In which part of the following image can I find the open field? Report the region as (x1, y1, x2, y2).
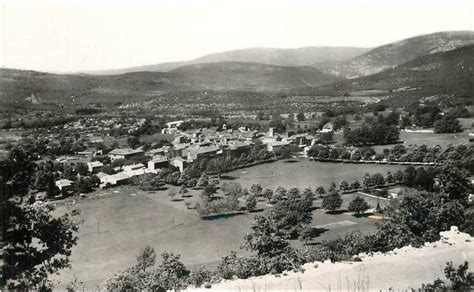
(334, 129, 472, 153)
(52, 160, 397, 288)
(399, 130, 470, 147)
(53, 186, 255, 288)
(370, 130, 471, 153)
(223, 159, 405, 190)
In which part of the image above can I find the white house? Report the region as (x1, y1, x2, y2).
(100, 172, 130, 188)
(267, 141, 290, 152)
(122, 163, 150, 177)
(87, 161, 104, 173)
(161, 120, 184, 134)
(171, 157, 187, 173)
(321, 122, 334, 133)
(55, 179, 74, 191)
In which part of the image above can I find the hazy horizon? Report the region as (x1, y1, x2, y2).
(1, 0, 473, 73)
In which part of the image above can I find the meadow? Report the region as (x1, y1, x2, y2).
(52, 159, 404, 288)
(223, 159, 405, 190)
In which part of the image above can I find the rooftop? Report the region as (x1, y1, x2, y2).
(109, 148, 144, 156)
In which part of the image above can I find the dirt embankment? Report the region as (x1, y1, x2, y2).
(192, 226, 473, 291)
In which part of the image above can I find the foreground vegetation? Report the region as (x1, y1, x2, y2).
(102, 160, 472, 290)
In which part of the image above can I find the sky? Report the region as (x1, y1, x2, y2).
(0, 0, 473, 73)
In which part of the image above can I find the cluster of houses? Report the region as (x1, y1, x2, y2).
(53, 121, 332, 191)
(63, 117, 146, 135)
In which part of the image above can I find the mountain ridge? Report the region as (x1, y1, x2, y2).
(84, 46, 370, 75)
(323, 31, 474, 78)
(0, 61, 340, 110)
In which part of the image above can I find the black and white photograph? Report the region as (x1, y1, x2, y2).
(1, 0, 473, 290)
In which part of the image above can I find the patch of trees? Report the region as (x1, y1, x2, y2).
(135, 174, 166, 191)
(268, 117, 287, 134)
(446, 106, 471, 118)
(176, 117, 226, 132)
(194, 179, 242, 216)
(315, 131, 334, 145)
(75, 107, 102, 115)
(406, 103, 470, 130)
(433, 115, 463, 133)
(8, 136, 85, 159)
(308, 144, 376, 161)
(332, 115, 348, 131)
(385, 144, 472, 163)
(185, 144, 275, 178)
(343, 119, 400, 145)
(309, 143, 471, 168)
(1, 116, 75, 130)
(296, 112, 305, 121)
(274, 144, 299, 160)
(408, 104, 442, 128)
(273, 187, 314, 238)
(105, 178, 473, 289)
(105, 246, 192, 291)
(4, 142, 97, 198)
(368, 103, 388, 114)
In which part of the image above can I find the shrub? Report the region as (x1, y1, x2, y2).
(246, 194, 257, 211)
(188, 266, 214, 287)
(421, 261, 473, 291)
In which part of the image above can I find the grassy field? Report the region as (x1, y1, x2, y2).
(53, 186, 255, 288)
(370, 130, 471, 153)
(52, 160, 402, 288)
(223, 159, 404, 190)
(400, 131, 470, 147)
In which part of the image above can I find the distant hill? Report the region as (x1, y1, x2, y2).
(324, 31, 474, 78)
(87, 47, 369, 75)
(298, 45, 474, 102)
(352, 44, 474, 95)
(0, 62, 340, 109)
(169, 62, 340, 90)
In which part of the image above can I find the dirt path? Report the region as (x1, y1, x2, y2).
(195, 227, 473, 291)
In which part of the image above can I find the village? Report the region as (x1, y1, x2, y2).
(1, 4, 473, 289)
(47, 119, 335, 197)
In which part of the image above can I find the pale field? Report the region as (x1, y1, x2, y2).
(53, 160, 404, 289)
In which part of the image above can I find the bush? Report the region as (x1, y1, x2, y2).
(246, 194, 257, 211)
(421, 261, 473, 291)
(105, 251, 190, 291)
(188, 266, 214, 287)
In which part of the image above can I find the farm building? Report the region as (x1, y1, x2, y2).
(55, 179, 74, 191)
(108, 148, 144, 160)
(87, 161, 104, 173)
(148, 157, 170, 171)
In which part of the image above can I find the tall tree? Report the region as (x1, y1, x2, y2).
(243, 212, 289, 257)
(435, 162, 471, 205)
(348, 196, 370, 215)
(322, 190, 343, 213)
(4, 201, 78, 290)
